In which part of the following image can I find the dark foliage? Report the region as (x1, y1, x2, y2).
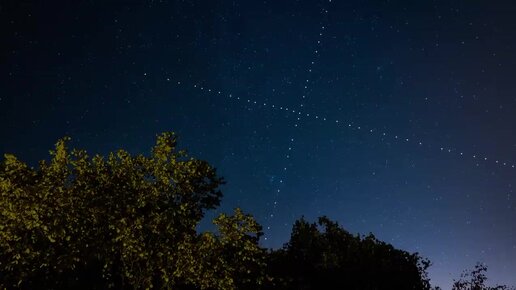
(452, 263, 514, 290)
(264, 216, 432, 290)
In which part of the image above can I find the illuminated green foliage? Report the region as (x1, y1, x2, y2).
(0, 132, 264, 289)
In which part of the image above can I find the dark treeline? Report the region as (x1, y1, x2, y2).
(0, 133, 511, 290)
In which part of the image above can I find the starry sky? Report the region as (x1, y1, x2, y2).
(2, 0, 516, 288)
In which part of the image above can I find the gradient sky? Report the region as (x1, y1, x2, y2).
(2, 1, 516, 288)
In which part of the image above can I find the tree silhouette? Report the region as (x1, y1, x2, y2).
(452, 263, 513, 290)
(264, 216, 432, 290)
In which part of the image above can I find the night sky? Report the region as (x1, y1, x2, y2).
(2, 0, 516, 288)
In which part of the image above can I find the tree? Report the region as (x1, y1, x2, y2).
(265, 216, 432, 290)
(0, 132, 265, 289)
(195, 208, 267, 289)
(5, 132, 514, 290)
(452, 263, 513, 290)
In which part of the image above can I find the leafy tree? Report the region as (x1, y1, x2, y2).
(264, 216, 432, 290)
(4, 132, 514, 290)
(452, 263, 513, 290)
(197, 208, 267, 289)
(0, 132, 265, 289)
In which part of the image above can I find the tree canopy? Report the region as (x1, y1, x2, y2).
(265, 216, 432, 290)
(0, 132, 511, 289)
(0, 133, 264, 289)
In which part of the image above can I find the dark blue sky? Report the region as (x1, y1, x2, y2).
(2, 0, 516, 288)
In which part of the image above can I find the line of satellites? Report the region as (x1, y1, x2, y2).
(168, 80, 516, 172)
